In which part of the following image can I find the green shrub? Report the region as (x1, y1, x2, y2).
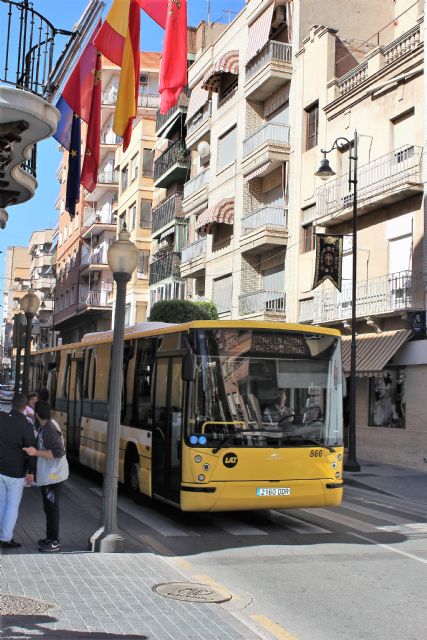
(149, 299, 218, 323)
(194, 300, 219, 319)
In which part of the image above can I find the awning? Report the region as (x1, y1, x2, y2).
(246, 2, 275, 64)
(202, 50, 239, 92)
(185, 201, 209, 219)
(195, 197, 235, 233)
(187, 81, 210, 121)
(341, 330, 412, 376)
(160, 227, 175, 241)
(244, 161, 272, 182)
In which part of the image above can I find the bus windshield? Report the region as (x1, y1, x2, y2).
(188, 329, 343, 449)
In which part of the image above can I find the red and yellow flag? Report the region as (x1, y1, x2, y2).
(95, 0, 140, 150)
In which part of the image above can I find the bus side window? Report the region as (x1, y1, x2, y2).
(82, 348, 93, 417)
(132, 337, 157, 428)
(62, 354, 72, 399)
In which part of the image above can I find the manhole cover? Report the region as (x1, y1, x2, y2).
(0, 594, 56, 616)
(153, 582, 232, 603)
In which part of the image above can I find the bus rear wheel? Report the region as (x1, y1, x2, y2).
(125, 449, 142, 503)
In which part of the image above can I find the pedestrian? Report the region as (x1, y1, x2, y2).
(23, 401, 69, 553)
(25, 392, 39, 436)
(0, 393, 36, 548)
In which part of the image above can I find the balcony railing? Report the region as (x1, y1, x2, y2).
(152, 194, 183, 234)
(383, 23, 421, 65)
(0, 0, 75, 99)
(183, 168, 210, 199)
(81, 248, 109, 266)
(315, 146, 423, 220)
(138, 93, 160, 108)
(79, 287, 111, 308)
(239, 290, 286, 316)
(83, 208, 115, 228)
(181, 237, 207, 263)
(186, 105, 211, 137)
(155, 89, 189, 133)
(246, 41, 292, 81)
(97, 170, 119, 184)
(100, 130, 122, 144)
(309, 270, 420, 323)
(243, 123, 290, 157)
(101, 90, 117, 105)
(149, 252, 181, 285)
(338, 62, 368, 95)
(153, 140, 189, 182)
(241, 206, 287, 233)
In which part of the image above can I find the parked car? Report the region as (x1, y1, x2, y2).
(0, 384, 14, 403)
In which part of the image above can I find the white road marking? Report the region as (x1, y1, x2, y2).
(270, 510, 330, 534)
(204, 515, 268, 536)
(341, 502, 423, 526)
(349, 532, 427, 564)
(301, 508, 374, 532)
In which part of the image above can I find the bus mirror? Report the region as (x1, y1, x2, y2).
(182, 353, 196, 381)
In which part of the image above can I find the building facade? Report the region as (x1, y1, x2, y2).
(28, 229, 56, 349)
(1, 247, 31, 371)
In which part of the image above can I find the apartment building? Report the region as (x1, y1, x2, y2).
(290, 1, 426, 469)
(113, 53, 161, 325)
(28, 229, 56, 349)
(1, 246, 31, 359)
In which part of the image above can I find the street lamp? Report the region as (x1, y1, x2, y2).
(315, 130, 360, 472)
(20, 288, 40, 396)
(91, 226, 138, 552)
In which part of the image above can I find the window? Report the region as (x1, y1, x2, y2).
(124, 303, 131, 326)
(140, 199, 152, 228)
(121, 165, 129, 192)
(217, 126, 237, 171)
(137, 250, 149, 278)
(132, 337, 157, 427)
(305, 102, 319, 150)
(212, 274, 232, 313)
(131, 154, 139, 181)
(302, 223, 315, 253)
(119, 213, 126, 231)
(369, 370, 406, 428)
(218, 73, 238, 104)
(129, 203, 137, 230)
(143, 148, 153, 176)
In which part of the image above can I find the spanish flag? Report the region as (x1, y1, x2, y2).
(95, 0, 140, 150)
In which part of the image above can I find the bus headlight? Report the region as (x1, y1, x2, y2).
(198, 474, 205, 482)
(194, 455, 203, 463)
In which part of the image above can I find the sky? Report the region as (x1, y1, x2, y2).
(0, 0, 244, 302)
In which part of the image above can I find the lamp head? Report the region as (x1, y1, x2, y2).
(315, 156, 336, 181)
(20, 288, 40, 317)
(107, 225, 138, 277)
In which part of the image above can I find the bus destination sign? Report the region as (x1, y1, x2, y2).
(250, 333, 309, 356)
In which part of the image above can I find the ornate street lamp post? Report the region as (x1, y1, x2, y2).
(315, 130, 360, 472)
(91, 227, 138, 552)
(20, 288, 40, 396)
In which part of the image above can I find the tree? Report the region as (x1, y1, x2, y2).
(149, 299, 218, 323)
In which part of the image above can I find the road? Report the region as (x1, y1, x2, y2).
(51, 467, 426, 640)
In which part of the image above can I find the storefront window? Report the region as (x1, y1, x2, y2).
(368, 370, 406, 428)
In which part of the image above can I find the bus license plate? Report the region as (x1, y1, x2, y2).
(256, 487, 291, 497)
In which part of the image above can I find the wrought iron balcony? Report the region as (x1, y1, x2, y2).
(149, 251, 181, 286)
(155, 88, 190, 137)
(304, 270, 422, 324)
(315, 146, 423, 223)
(153, 139, 189, 188)
(152, 194, 183, 235)
(239, 290, 286, 316)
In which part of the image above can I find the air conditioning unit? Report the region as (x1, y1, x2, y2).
(139, 74, 149, 85)
(271, 4, 286, 28)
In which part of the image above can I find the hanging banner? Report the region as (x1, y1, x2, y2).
(312, 234, 343, 291)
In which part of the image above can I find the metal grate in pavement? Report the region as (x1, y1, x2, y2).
(153, 582, 232, 603)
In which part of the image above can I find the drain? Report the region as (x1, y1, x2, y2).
(0, 594, 56, 616)
(153, 582, 232, 604)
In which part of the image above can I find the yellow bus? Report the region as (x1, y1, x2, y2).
(29, 320, 344, 511)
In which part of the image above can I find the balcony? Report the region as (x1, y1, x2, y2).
(303, 270, 423, 325)
(78, 286, 112, 309)
(149, 252, 181, 286)
(182, 168, 210, 214)
(240, 207, 288, 255)
(100, 130, 122, 145)
(238, 290, 286, 319)
(241, 123, 290, 179)
(154, 140, 190, 189)
(82, 208, 116, 238)
(315, 146, 423, 226)
(80, 247, 111, 276)
(138, 93, 161, 109)
(245, 41, 292, 101)
(180, 237, 207, 278)
(101, 91, 118, 105)
(152, 194, 184, 236)
(186, 105, 211, 150)
(155, 90, 189, 138)
(98, 170, 119, 185)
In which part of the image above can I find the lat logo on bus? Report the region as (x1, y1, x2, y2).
(223, 453, 238, 468)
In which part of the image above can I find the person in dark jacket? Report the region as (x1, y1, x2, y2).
(0, 393, 36, 548)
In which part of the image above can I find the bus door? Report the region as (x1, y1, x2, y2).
(152, 357, 183, 503)
(67, 355, 84, 461)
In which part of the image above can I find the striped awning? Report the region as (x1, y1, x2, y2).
(246, 2, 275, 63)
(341, 330, 412, 376)
(244, 161, 272, 182)
(195, 197, 235, 233)
(184, 201, 209, 219)
(202, 50, 239, 92)
(186, 81, 210, 121)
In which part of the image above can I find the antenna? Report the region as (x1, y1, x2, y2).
(221, 9, 238, 23)
(207, 0, 211, 26)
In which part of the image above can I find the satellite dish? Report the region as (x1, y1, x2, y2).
(197, 141, 211, 158)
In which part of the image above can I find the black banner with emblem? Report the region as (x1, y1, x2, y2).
(313, 234, 343, 292)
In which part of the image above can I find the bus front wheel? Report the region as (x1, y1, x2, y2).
(125, 448, 142, 503)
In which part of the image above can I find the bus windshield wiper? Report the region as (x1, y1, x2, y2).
(212, 430, 243, 453)
(294, 437, 335, 453)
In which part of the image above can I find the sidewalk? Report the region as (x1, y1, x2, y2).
(344, 460, 427, 505)
(1, 475, 263, 640)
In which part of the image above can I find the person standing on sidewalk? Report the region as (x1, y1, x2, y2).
(23, 401, 69, 553)
(0, 393, 36, 549)
(25, 392, 39, 437)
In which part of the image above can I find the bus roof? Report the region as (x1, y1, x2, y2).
(32, 320, 342, 355)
